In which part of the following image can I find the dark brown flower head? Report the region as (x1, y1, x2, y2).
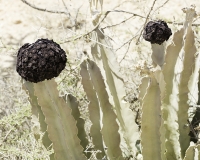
(143, 20, 172, 45)
(16, 39, 67, 83)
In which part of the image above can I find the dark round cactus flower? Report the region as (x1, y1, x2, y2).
(143, 20, 172, 45)
(16, 39, 67, 83)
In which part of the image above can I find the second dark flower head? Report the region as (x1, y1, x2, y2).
(143, 20, 172, 45)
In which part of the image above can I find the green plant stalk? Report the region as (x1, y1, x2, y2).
(183, 145, 195, 160)
(177, 8, 197, 158)
(65, 94, 91, 159)
(153, 7, 197, 159)
(81, 59, 124, 160)
(197, 72, 200, 105)
(154, 71, 166, 160)
(197, 145, 200, 160)
(151, 43, 166, 67)
(91, 28, 139, 156)
(162, 28, 184, 160)
(90, 0, 139, 155)
(22, 81, 54, 159)
(141, 76, 162, 160)
(80, 60, 106, 159)
(34, 79, 86, 160)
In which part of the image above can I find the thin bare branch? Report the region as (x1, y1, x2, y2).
(61, 11, 110, 43)
(136, 0, 157, 44)
(21, 0, 68, 15)
(113, 0, 133, 9)
(167, 21, 200, 27)
(62, 8, 200, 44)
(151, 0, 170, 16)
(102, 15, 134, 29)
(116, 36, 136, 52)
(61, 0, 74, 20)
(119, 38, 133, 64)
(109, 10, 146, 18)
(75, 5, 83, 21)
(74, 4, 83, 30)
(62, 10, 145, 43)
(61, 0, 81, 31)
(21, 0, 84, 30)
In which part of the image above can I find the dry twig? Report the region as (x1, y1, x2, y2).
(62, 10, 146, 43)
(61, 11, 110, 43)
(136, 0, 157, 44)
(61, 0, 74, 23)
(118, 36, 136, 63)
(21, 0, 200, 45)
(102, 15, 135, 29)
(188, 119, 199, 142)
(21, 0, 68, 15)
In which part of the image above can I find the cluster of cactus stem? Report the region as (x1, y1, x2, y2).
(19, 2, 200, 160)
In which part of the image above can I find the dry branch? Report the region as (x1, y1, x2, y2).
(21, 0, 68, 15)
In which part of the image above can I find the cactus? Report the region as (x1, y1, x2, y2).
(81, 59, 123, 159)
(140, 5, 199, 160)
(17, 2, 200, 160)
(33, 80, 86, 160)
